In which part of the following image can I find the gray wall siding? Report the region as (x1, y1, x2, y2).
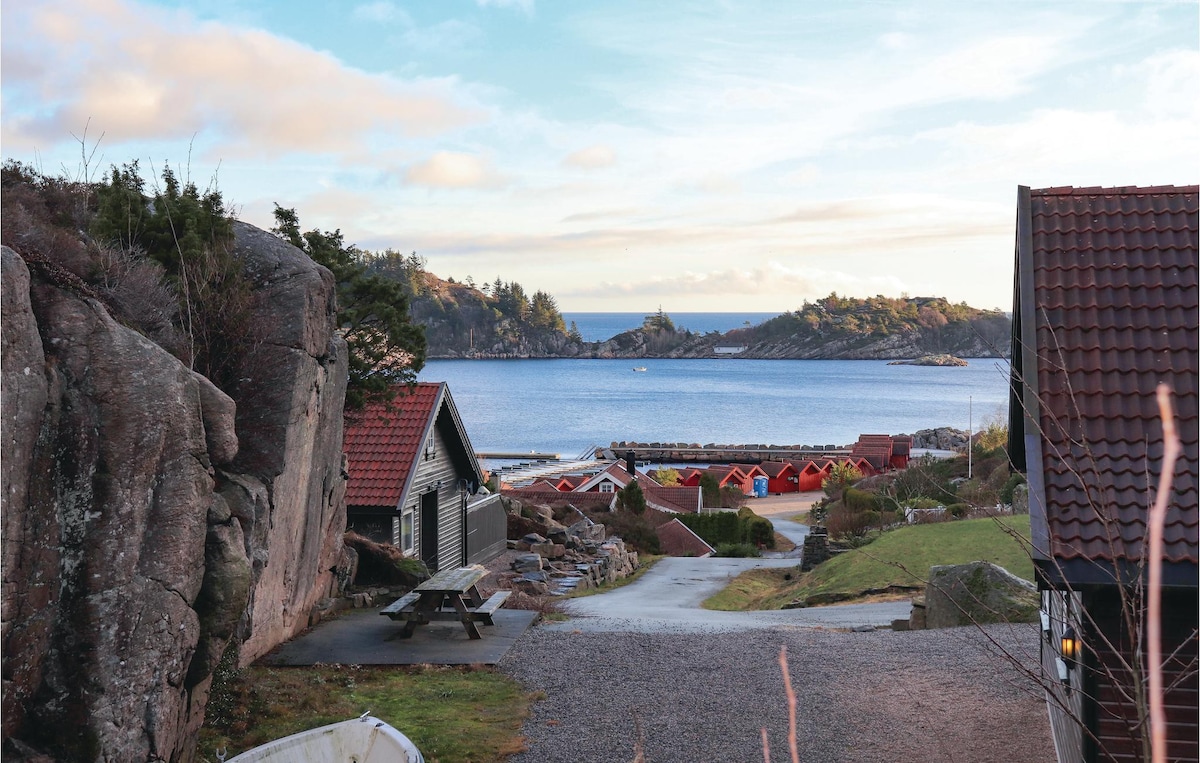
(409, 424, 467, 571)
(1042, 589, 1084, 763)
(466, 494, 506, 565)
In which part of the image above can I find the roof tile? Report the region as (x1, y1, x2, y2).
(1024, 185, 1199, 564)
(343, 383, 442, 508)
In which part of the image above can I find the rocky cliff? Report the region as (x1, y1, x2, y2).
(1, 222, 348, 761)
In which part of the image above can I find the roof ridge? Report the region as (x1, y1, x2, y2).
(1032, 184, 1200, 196)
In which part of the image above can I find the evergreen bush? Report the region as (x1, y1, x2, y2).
(713, 542, 761, 558)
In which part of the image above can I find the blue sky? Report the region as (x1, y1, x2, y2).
(4, 0, 1196, 312)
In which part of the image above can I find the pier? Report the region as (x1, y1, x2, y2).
(477, 451, 561, 460)
(598, 442, 854, 464)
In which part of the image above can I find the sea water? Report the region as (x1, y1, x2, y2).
(418, 358, 1011, 459)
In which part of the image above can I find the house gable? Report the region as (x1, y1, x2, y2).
(343, 382, 493, 569)
(574, 462, 634, 493)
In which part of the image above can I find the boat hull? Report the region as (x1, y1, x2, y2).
(226, 716, 424, 763)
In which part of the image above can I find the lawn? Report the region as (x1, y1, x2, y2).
(199, 662, 535, 763)
(704, 515, 1034, 611)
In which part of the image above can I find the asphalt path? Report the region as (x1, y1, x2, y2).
(541, 555, 911, 634)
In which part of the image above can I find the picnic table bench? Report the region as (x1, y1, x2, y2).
(380, 564, 511, 640)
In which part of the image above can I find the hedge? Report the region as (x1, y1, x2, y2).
(678, 508, 775, 549)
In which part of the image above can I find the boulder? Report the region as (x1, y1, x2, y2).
(922, 562, 1038, 629)
(0, 220, 349, 762)
(511, 553, 544, 573)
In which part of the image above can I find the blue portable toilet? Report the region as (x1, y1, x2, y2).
(753, 475, 769, 498)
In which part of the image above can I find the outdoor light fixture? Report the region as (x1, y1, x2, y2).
(1056, 657, 1070, 684)
(1060, 626, 1079, 667)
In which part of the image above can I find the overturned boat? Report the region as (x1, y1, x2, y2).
(225, 715, 424, 762)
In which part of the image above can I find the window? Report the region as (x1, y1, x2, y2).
(424, 433, 436, 461)
(400, 509, 414, 553)
(599, 482, 614, 493)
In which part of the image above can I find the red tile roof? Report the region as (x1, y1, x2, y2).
(343, 383, 443, 508)
(1015, 184, 1198, 565)
(655, 518, 715, 557)
(642, 483, 702, 513)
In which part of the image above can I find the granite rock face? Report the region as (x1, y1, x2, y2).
(1, 220, 349, 761)
(225, 221, 349, 666)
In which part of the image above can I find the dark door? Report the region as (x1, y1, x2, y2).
(420, 491, 439, 570)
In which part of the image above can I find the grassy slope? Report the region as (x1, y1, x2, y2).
(200, 664, 533, 763)
(704, 515, 1033, 611)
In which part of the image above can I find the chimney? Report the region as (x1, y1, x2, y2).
(625, 450, 637, 480)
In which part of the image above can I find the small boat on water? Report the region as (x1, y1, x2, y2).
(225, 715, 424, 762)
(632, 366, 647, 372)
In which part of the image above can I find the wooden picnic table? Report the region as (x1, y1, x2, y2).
(380, 564, 511, 640)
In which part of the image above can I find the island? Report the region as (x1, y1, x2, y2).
(887, 355, 969, 367)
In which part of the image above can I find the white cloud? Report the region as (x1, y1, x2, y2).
(2, 0, 482, 157)
(563, 144, 616, 169)
(405, 151, 501, 189)
(694, 173, 741, 195)
(352, 2, 404, 23)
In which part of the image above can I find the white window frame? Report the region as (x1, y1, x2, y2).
(400, 507, 415, 554)
(599, 482, 615, 493)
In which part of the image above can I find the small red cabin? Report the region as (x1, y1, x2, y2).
(756, 461, 800, 494)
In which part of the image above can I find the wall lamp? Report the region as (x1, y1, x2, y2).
(1056, 626, 1079, 687)
(1060, 626, 1079, 667)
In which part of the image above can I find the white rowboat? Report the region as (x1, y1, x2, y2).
(225, 715, 424, 762)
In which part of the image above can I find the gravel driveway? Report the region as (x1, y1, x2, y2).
(500, 624, 1052, 762)
(497, 551, 1054, 762)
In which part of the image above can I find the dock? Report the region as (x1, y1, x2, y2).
(477, 451, 561, 460)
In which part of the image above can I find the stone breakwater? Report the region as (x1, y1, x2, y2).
(603, 442, 854, 463)
(603, 427, 970, 463)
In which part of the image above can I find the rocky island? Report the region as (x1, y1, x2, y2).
(403, 273, 1011, 361)
(887, 354, 970, 366)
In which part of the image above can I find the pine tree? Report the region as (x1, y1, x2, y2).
(272, 205, 426, 408)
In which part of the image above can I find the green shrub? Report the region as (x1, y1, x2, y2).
(906, 497, 941, 511)
(713, 542, 761, 558)
(617, 480, 646, 515)
(737, 506, 776, 548)
(947, 503, 970, 518)
(843, 487, 881, 513)
(999, 472, 1026, 505)
(680, 509, 775, 548)
(594, 510, 661, 554)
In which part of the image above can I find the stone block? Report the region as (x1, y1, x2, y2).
(924, 562, 1037, 629)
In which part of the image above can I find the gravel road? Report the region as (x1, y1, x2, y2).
(496, 497, 1052, 761)
(499, 623, 1053, 763)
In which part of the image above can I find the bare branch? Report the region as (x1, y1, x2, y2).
(1147, 384, 1180, 763)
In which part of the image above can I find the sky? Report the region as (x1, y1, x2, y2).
(3, 0, 1197, 313)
